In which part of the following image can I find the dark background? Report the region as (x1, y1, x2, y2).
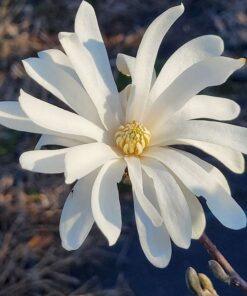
(0, 0, 246, 295)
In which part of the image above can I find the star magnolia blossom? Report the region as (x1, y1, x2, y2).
(0, 1, 246, 268)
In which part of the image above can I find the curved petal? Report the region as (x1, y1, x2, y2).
(23, 58, 102, 126)
(37, 49, 81, 84)
(60, 171, 97, 250)
(150, 35, 224, 101)
(143, 147, 246, 230)
(0, 101, 53, 134)
(35, 135, 82, 150)
(19, 90, 105, 142)
(169, 139, 245, 174)
(75, 1, 119, 97)
(142, 158, 191, 248)
(175, 150, 231, 194)
(116, 54, 135, 77)
(175, 95, 240, 121)
(133, 193, 172, 268)
(20, 148, 68, 173)
(119, 84, 131, 113)
(59, 32, 122, 129)
(125, 156, 162, 227)
(116, 54, 156, 84)
(158, 120, 247, 155)
(145, 57, 245, 130)
(91, 159, 125, 246)
(64, 143, 120, 184)
(178, 181, 206, 240)
(126, 4, 184, 122)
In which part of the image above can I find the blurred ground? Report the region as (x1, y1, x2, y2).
(0, 0, 246, 295)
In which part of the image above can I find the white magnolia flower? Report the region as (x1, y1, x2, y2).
(0, 1, 246, 268)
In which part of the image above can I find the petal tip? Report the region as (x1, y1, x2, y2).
(178, 2, 185, 13)
(235, 215, 247, 230)
(239, 57, 246, 65)
(236, 57, 246, 69)
(108, 236, 118, 247)
(19, 152, 33, 171)
(65, 175, 74, 185)
(61, 240, 75, 251)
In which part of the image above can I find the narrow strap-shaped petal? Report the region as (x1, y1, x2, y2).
(60, 171, 97, 250)
(64, 143, 121, 184)
(150, 35, 224, 101)
(59, 32, 122, 130)
(167, 139, 245, 174)
(35, 135, 83, 150)
(177, 181, 206, 240)
(0, 101, 53, 134)
(133, 193, 172, 268)
(145, 57, 245, 130)
(119, 85, 131, 113)
(142, 158, 191, 248)
(125, 156, 163, 227)
(37, 49, 81, 84)
(91, 159, 125, 246)
(23, 58, 102, 126)
(75, 1, 119, 98)
(175, 95, 240, 121)
(143, 147, 246, 230)
(156, 120, 247, 155)
(127, 4, 184, 122)
(20, 148, 69, 173)
(0, 100, 89, 145)
(175, 150, 231, 194)
(19, 90, 105, 142)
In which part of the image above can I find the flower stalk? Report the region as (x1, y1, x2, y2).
(199, 233, 247, 295)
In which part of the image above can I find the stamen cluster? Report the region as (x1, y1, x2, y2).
(115, 121, 151, 155)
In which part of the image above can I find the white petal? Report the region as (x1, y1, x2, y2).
(60, 171, 97, 250)
(35, 135, 82, 150)
(158, 120, 247, 155)
(0, 101, 52, 134)
(143, 147, 246, 230)
(133, 193, 172, 268)
(64, 143, 120, 184)
(176, 150, 231, 194)
(20, 148, 68, 173)
(150, 35, 224, 101)
(91, 159, 125, 246)
(37, 49, 81, 84)
(175, 95, 240, 121)
(170, 139, 245, 174)
(19, 90, 105, 142)
(119, 84, 131, 113)
(116, 53, 156, 84)
(145, 57, 245, 129)
(125, 156, 162, 227)
(127, 4, 184, 122)
(23, 58, 102, 126)
(116, 54, 136, 77)
(59, 32, 122, 129)
(178, 181, 206, 239)
(75, 1, 118, 97)
(142, 158, 191, 248)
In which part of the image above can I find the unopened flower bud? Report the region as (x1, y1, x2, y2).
(185, 267, 203, 295)
(198, 273, 218, 296)
(208, 260, 230, 284)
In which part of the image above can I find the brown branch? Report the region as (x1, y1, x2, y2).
(199, 232, 247, 295)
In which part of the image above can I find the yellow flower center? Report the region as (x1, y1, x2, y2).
(115, 121, 151, 156)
